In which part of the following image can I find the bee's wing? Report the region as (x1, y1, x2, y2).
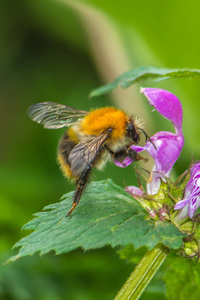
(68, 132, 110, 177)
(28, 102, 88, 129)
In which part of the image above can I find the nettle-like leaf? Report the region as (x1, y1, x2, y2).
(9, 180, 186, 263)
(90, 67, 200, 97)
(163, 255, 200, 300)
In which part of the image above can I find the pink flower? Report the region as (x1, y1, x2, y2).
(174, 162, 200, 219)
(114, 88, 184, 196)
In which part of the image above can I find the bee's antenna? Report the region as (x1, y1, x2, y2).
(138, 128, 157, 150)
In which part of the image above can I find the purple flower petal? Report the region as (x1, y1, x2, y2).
(141, 88, 183, 135)
(174, 162, 200, 219)
(125, 186, 143, 196)
(174, 198, 190, 210)
(131, 131, 184, 194)
(144, 132, 183, 174)
(188, 197, 197, 219)
(139, 88, 184, 194)
(114, 156, 134, 168)
(114, 88, 184, 196)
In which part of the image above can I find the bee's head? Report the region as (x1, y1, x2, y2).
(126, 117, 156, 149)
(126, 119, 140, 144)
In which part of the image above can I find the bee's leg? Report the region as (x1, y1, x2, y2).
(67, 166, 91, 217)
(107, 146, 146, 165)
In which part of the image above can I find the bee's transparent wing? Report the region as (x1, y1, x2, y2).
(28, 102, 88, 129)
(68, 132, 110, 177)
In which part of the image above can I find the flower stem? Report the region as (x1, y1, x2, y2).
(115, 244, 170, 300)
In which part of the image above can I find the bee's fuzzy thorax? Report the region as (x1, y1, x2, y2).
(79, 107, 128, 139)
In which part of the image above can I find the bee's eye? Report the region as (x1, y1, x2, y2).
(126, 121, 140, 143)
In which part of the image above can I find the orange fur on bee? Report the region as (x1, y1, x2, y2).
(80, 107, 128, 139)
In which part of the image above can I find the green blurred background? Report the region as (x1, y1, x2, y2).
(1, 0, 200, 299)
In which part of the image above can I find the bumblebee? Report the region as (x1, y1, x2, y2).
(28, 102, 148, 216)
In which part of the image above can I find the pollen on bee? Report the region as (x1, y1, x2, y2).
(80, 107, 128, 139)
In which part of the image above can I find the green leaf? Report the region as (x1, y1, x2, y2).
(8, 180, 186, 263)
(163, 255, 200, 300)
(90, 66, 200, 97)
(118, 244, 147, 265)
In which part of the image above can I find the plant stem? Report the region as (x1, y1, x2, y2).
(115, 244, 170, 300)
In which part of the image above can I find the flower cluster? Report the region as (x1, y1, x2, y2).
(174, 162, 200, 219)
(115, 87, 200, 221)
